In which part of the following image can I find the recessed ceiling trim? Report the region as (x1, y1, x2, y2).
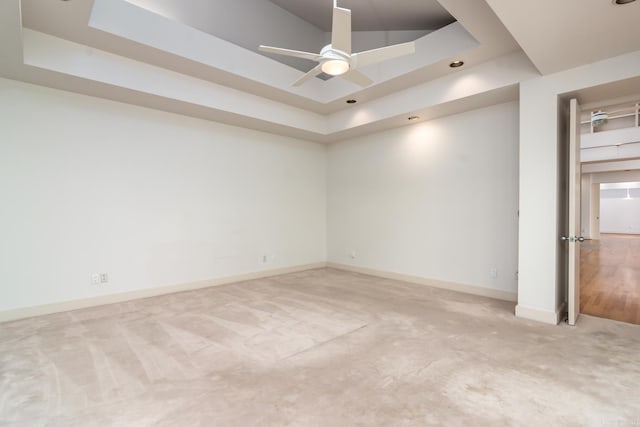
(18, 23, 534, 143)
(22, 29, 328, 134)
(326, 51, 536, 135)
(2, 0, 543, 143)
(90, 0, 479, 105)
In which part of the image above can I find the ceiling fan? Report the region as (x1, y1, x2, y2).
(259, 0, 416, 87)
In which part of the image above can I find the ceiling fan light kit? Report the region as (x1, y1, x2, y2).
(259, 0, 416, 87)
(322, 59, 349, 75)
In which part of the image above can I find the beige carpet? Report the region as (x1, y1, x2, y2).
(1, 268, 639, 426)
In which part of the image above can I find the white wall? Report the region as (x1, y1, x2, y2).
(580, 174, 593, 238)
(517, 49, 640, 324)
(326, 102, 519, 294)
(0, 78, 326, 312)
(600, 190, 640, 234)
(581, 171, 640, 240)
(590, 183, 601, 240)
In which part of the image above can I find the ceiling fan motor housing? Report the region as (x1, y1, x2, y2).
(258, 2, 415, 86)
(320, 45, 349, 62)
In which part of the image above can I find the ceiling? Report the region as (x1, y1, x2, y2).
(269, 0, 455, 32)
(265, 0, 454, 77)
(122, 0, 453, 76)
(0, 0, 639, 143)
(484, 0, 640, 75)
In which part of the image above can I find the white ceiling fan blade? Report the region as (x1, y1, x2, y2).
(331, 6, 352, 55)
(341, 69, 373, 87)
(351, 42, 415, 69)
(292, 64, 324, 87)
(259, 45, 322, 62)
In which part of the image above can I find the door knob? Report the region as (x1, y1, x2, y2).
(560, 236, 585, 242)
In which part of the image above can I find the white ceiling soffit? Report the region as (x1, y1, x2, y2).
(0, 0, 533, 142)
(484, 0, 640, 75)
(571, 75, 640, 108)
(583, 159, 640, 174)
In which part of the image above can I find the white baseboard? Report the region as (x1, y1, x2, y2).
(327, 262, 518, 302)
(0, 263, 326, 323)
(515, 303, 564, 325)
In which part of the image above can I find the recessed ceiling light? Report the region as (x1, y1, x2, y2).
(613, 0, 636, 4)
(449, 60, 464, 68)
(346, 99, 357, 104)
(408, 115, 420, 121)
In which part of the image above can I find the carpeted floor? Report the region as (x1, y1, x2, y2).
(1, 268, 639, 426)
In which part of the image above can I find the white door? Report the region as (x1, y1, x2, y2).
(567, 98, 582, 326)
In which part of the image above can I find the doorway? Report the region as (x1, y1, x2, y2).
(580, 233, 640, 324)
(579, 181, 640, 325)
(565, 95, 640, 325)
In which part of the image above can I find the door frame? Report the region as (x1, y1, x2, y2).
(566, 98, 581, 325)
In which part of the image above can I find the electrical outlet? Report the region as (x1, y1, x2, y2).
(91, 273, 100, 285)
(100, 273, 109, 283)
(490, 268, 498, 278)
(349, 251, 356, 259)
(262, 255, 268, 263)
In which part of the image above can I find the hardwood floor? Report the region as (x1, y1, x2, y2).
(580, 233, 640, 324)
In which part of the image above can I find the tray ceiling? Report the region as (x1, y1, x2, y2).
(0, 0, 638, 143)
